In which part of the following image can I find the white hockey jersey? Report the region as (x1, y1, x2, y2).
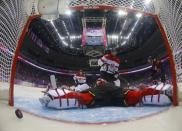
(73, 73, 86, 84)
(98, 54, 120, 74)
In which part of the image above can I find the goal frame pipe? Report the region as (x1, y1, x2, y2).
(9, 15, 41, 106)
(8, 6, 178, 106)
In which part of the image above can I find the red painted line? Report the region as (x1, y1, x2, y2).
(15, 106, 172, 125)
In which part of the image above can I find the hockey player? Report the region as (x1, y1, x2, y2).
(73, 70, 90, 92)
(148, 57, 166, 83)
(39, 79, 172, 109)
(98, 49, 121, 87)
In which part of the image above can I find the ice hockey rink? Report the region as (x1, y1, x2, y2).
(12, 84, 173, 123)
(1, 0, 182, 130)
(0, 101, 182, 131)
(0, 82, 182, 131)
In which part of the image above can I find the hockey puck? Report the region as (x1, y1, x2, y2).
(15, 109, 23, 119)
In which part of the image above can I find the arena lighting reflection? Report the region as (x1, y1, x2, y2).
(18, 56, 75, 76)
(0, 44, 169, 76)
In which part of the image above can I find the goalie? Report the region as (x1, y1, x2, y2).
(39, 79, 172, 109)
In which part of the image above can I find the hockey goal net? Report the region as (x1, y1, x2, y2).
(0, 0, 181, 106)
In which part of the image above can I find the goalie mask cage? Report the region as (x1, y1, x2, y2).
(0, 0, 181, 106)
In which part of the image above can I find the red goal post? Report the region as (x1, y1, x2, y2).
(6, 0, 181, 106)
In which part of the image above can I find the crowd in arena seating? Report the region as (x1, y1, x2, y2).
(15, 59, 172, 88)
(15, 61, 71, 87)
(15, 60, 97, 88)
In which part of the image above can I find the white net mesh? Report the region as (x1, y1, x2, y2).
(68, 0, 155, 13)
(0, 0, 28, 83)
(154, 0, 182, 82)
